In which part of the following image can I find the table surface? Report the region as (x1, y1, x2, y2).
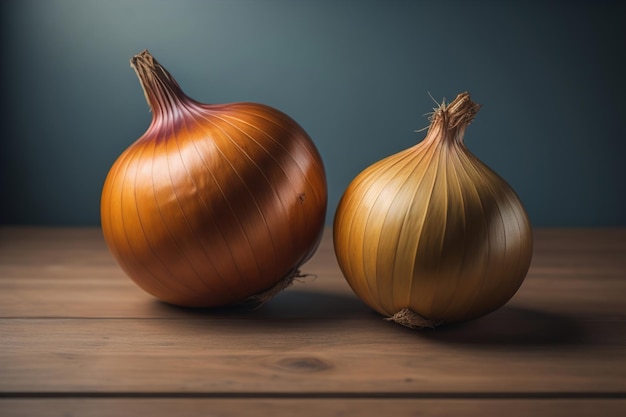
(0, 227, 625, 416)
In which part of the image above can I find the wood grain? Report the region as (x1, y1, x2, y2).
(1, 316, 625, 394)
(0, 227, 625, 415)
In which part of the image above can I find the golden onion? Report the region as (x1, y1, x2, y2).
(333, 92, 532, 328)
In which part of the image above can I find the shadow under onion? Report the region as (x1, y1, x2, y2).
(411, 305, 587, 348)
(149, 287, 371, 322)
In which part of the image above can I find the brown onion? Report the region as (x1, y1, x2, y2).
(101, 50, 327, 307)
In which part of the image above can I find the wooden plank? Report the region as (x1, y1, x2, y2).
(0, 228, 114, 278)
(1, 228, 626, 319)
(1, 317, 625, 394)
(2, 228, 624, 280)
(1, 272, 625, 318)
(1, 399, 625, 417)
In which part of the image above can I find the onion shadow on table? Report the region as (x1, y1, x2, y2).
(149, 286, 372, 327)
(409, 305, 588, 349)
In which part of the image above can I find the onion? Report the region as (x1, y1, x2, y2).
(333, 92, 532, 328)
(101, 50, 327, 308)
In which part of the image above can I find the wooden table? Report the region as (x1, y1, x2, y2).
(0, 227, 625, 416)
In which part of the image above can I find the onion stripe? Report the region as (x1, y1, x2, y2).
(194, 114, 277, 281)
(176, 109, 242, 295)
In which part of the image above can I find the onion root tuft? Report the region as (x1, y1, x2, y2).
(385, 308, 441, 329)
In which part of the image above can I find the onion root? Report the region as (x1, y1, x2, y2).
(246, 269, 314, 307)
(385, 308, 441, 329)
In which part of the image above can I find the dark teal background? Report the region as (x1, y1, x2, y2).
(1, 0, 624, 226)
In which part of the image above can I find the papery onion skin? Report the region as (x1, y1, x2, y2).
(333, 92, 532, 327)
(101, 50, 327, 308)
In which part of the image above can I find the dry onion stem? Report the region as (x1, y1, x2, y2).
(101, 51, 327, 308)
(333, 92, 532, 328)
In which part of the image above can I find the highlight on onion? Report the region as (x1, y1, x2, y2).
(101, 50, 327, 308)
(333, 92, 532, 328)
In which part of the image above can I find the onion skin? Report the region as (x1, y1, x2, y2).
(101, 50, 327, 307)
(333, 92, 532, 327)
